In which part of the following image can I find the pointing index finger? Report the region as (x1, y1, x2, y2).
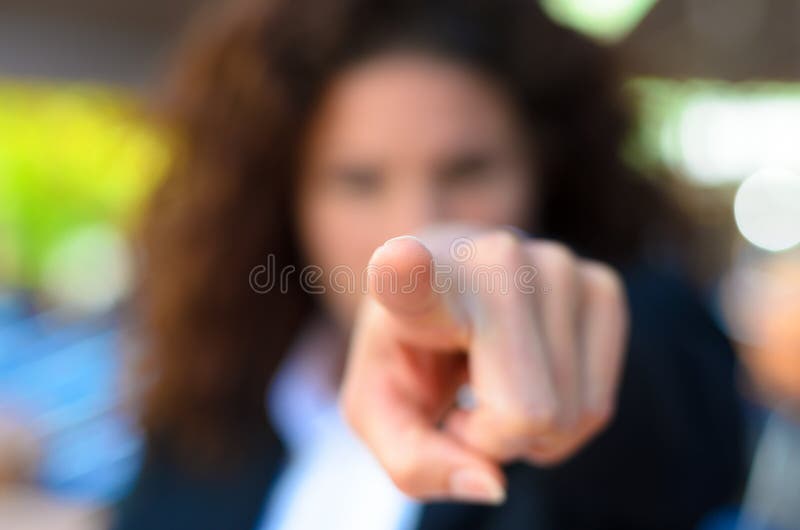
(368, 235, 470, 351)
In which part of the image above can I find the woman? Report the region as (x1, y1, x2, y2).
(115, 0, 745, 528)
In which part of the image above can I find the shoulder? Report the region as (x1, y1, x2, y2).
(618, 262, 739, 397)
(621, 262, 726, 340)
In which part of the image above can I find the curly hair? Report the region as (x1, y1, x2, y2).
(134, 0, 687, 464)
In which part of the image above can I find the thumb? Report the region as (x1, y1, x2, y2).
(371, 417, 507, 504)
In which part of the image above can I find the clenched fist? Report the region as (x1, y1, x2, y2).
(340, 227, 628, 504)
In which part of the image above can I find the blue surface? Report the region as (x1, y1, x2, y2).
(0, 293, 142, 502)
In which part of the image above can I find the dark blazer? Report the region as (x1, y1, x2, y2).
(113, 264, 746, 530)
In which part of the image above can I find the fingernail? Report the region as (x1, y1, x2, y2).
(448, 469, 506, 505)
(385, 235, 424, 245)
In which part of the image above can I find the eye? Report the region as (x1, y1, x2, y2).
(437, 152, 495, 188)
(330, 166, 384, 195)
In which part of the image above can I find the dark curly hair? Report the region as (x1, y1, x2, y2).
(134, 0, 687, 464)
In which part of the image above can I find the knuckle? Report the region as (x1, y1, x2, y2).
(526, 445, 574, 468)
(586, 401, 615, 429)
(501, 404, 558, 440)
(478, 230, 524, 265)
(530, 241, 575, 271)
(581, 261, 624, 303)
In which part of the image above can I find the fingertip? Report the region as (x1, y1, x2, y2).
(370, 235, 432, 269)
(368, 236, 436, 314)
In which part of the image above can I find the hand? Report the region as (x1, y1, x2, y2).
(340, 226, 628, 504)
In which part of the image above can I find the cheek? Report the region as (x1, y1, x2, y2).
(297, 191, 388, 326)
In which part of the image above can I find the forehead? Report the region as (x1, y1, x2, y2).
(304, 51, 523, 158)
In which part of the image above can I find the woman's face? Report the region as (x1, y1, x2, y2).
(296, 52, 536, 327)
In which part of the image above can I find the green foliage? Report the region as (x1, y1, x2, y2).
(0, 81, 166, 288)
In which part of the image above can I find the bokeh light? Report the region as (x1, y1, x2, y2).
(542, 0, 657, 41)
(678, 96, 800, 185)
(734, 167, 800, 252)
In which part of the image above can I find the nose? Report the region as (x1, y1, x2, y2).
(391, 184, 446, 236)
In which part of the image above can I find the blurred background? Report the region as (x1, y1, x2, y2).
(1, 0, 799, 528)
